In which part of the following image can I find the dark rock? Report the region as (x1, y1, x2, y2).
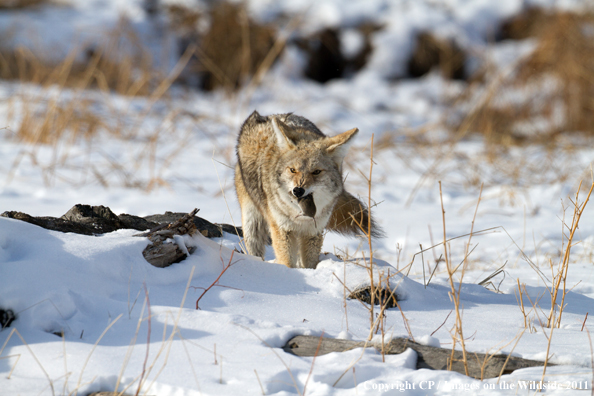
(348, 285, 399, 308)
(0, 308, 16, 329)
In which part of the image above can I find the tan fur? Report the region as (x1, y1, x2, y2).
(235, 111, 381, 269)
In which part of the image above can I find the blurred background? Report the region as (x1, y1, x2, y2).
(0, 0, 592, 226)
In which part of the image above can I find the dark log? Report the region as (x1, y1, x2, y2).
(284, 335, 549, 380)
(1, 205, 157, 235)
(144, 211, 242, 238)
(1, 205, 242, 237)
(1, 211, 99, 235)
(1, 205, 243, 268)
(142, 242, 188, 268)
(140, 209, 199, 268)
(60, 204, 124, 234)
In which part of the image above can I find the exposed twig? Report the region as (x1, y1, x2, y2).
(134, 283, 152, 396)
(439, 181, 469, 376)
(431, 310, 454, 336)
(549, 180, 594, 328)
(195, 250, 237, 310)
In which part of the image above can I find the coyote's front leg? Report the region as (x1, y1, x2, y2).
(269, 223, 299, 268)
(298, 233, 324, 269)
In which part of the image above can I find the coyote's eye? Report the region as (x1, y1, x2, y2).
(312, 170, 322, 175)
(289, 168, 296, 173)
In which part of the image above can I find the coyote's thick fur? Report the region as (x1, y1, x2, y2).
(235, 111, 381, 269)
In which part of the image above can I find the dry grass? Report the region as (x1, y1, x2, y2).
(0, 0, 47, 9)
(367, 8, 594, 205)
(171, 2, 277, 91)
(0, 1, 290, 191)
(165, 4, 201, 37)
(546, 179, 594, 329)
(461, 8, 594, 144)
(2, 37, 196, 190)
(0, 17, 161, 96)
(8, 96, 104, 145)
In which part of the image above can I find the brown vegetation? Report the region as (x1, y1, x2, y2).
(462, 8, 594, 144)
(0, 18, 159, 96)
(498, 7, 551, 40)
(300, 28, 345, 83)
(407, 32, 466, 80)
(296, 24, 379, 83)
(0, 0, 46, 9)
(172, 2, 276, 91)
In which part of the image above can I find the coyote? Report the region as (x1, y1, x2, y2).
(235, 111, 381, 269)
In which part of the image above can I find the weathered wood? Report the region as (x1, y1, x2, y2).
(284, 336, 366, 356)
(140, 209, 199, 268)
(142, 242, 188, 268)
(144, 211, 243, 238)
(1, 205, 242, 237)
(2, 205, 158, 235)
(1, 211, 101, 235)
(1, 205, 243, 268)
(284, 335, 549, 380)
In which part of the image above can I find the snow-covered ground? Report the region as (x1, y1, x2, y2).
(2, 0, 594, 395)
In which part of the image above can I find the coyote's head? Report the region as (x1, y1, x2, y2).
(272, 117, 358, 219)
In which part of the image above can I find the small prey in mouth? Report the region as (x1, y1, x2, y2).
(296, 194, 316, 218)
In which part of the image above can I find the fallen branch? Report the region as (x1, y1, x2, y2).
(283, 335, 549, 380)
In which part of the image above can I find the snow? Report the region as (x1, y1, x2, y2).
(2, 217, 592, 395)
(1, 0, 594, 395)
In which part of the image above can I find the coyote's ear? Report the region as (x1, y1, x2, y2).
(324, 127, 358, 166)
(272, 118, 298, 150)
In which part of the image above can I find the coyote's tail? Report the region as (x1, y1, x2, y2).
(327, 191, 384, 238)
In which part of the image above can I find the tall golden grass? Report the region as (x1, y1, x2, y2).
(0, 18, 161, 96)
(168, 2, 277, 91)
(1, 18, 198, 190)
(463, 8, 594, 144)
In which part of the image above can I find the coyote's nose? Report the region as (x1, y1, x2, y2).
(292, 187, 305, 198)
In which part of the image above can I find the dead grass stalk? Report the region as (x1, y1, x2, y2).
(1, 18, 160, 96)
(348, 135, 377, 339)
(439, 181, 469, 376)
(547, 179, 594, 328)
